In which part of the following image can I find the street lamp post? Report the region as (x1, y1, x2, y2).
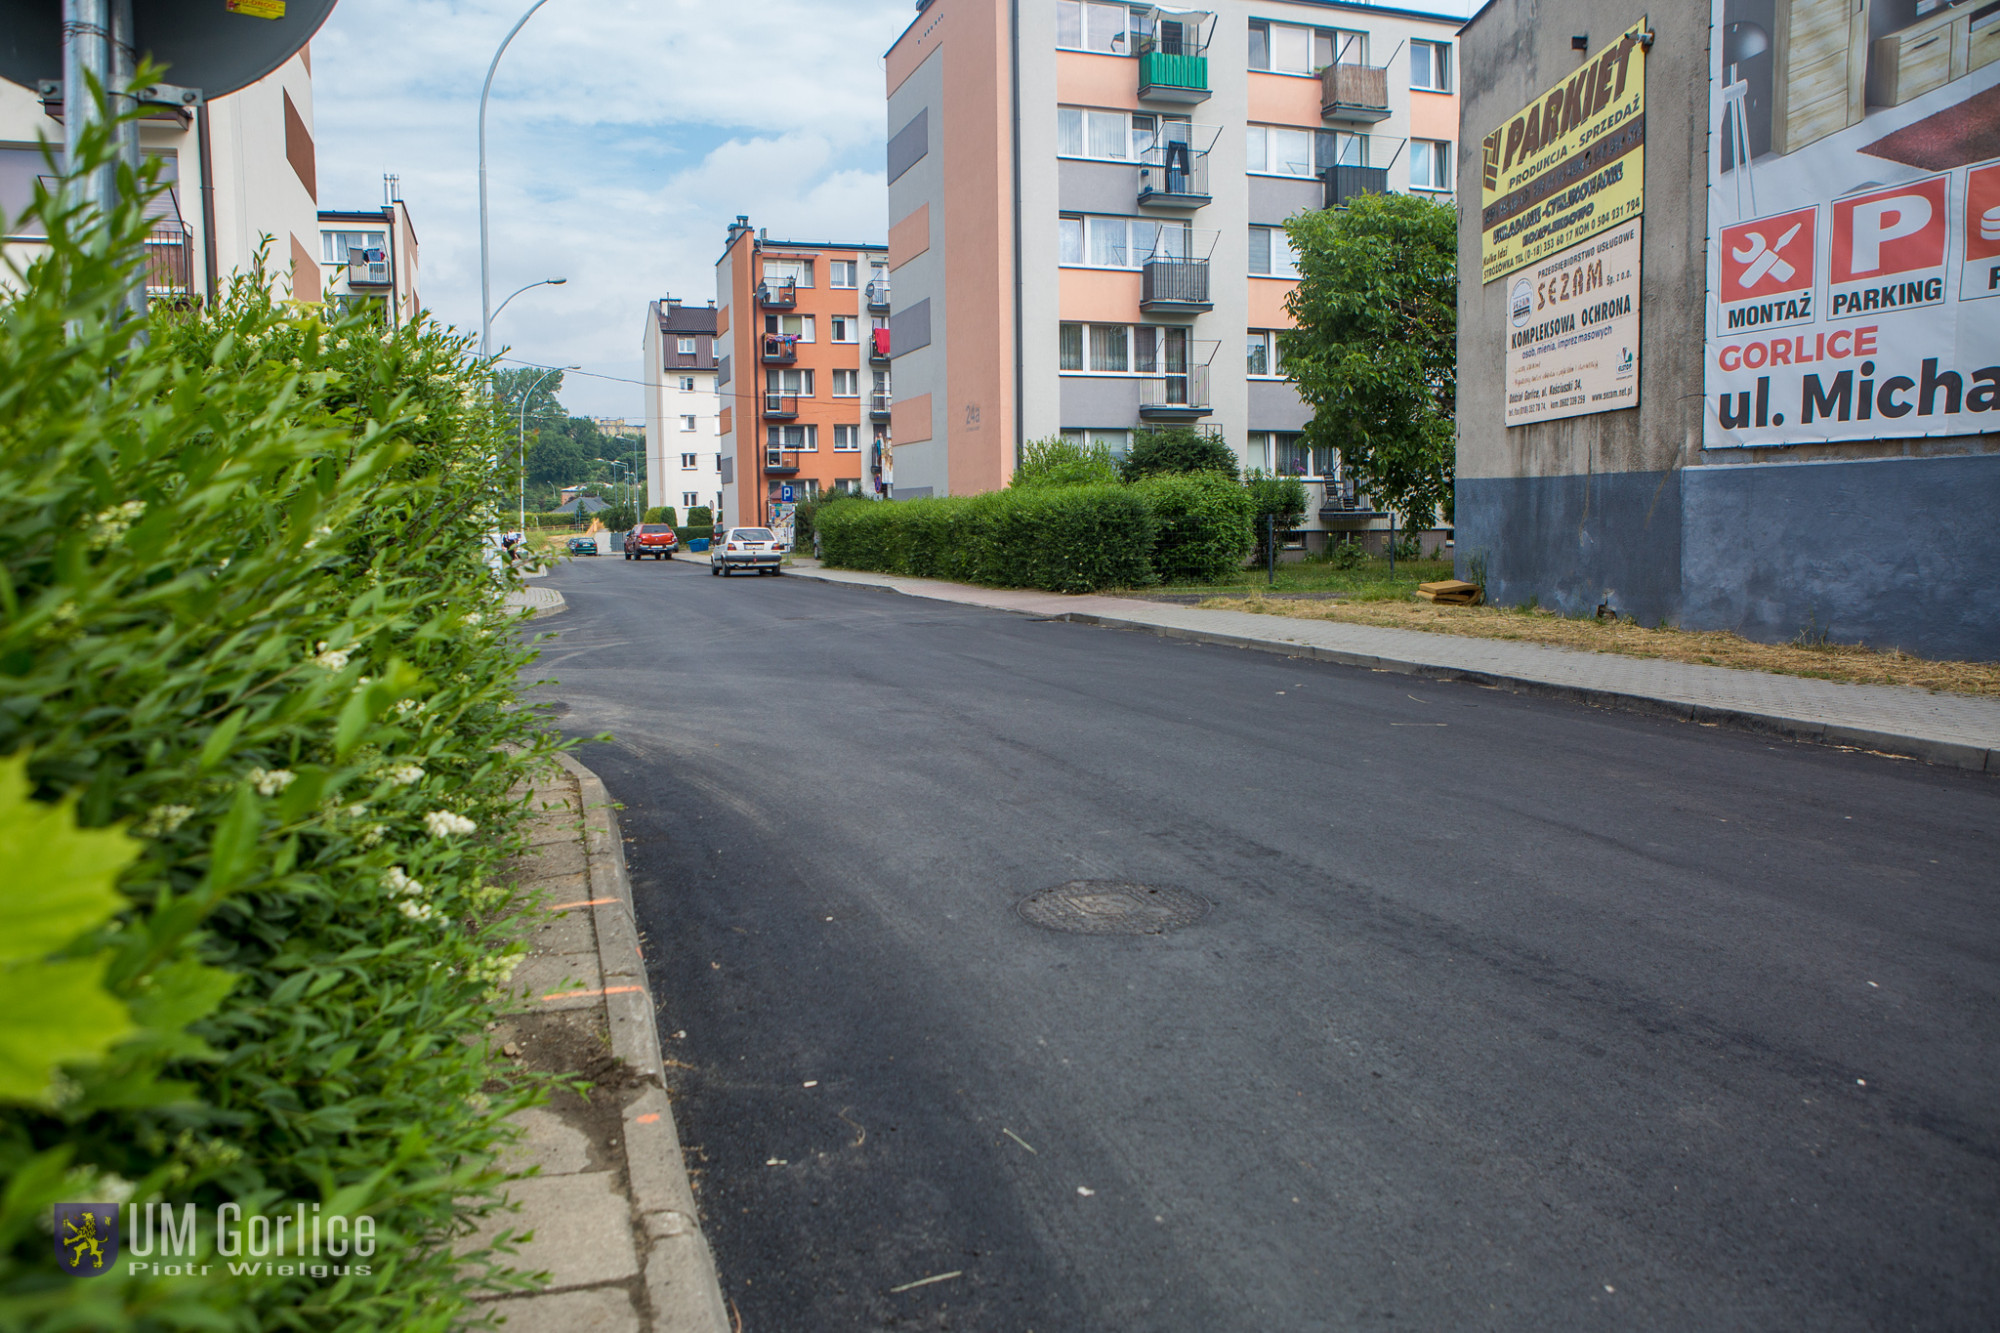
(492, 277, 566, 332)
(480, 0, 556, 360)
(519, 363, 578, 533)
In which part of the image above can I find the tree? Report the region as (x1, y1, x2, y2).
(1118, 426, 1239, 483)
(1246, 473, 1309, 564)
(1011, 435, 1120, 488)
(1281, 192, 1457, 534)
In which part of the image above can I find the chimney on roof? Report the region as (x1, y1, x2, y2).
(726, 215, 752, 247)
(667, 296, 682, 308)
(758, 228, 767, 243)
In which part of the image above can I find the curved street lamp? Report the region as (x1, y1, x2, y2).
(519, 363, 579, 532)
(480, 0, 557, 360)
(492, 277, 566, 331)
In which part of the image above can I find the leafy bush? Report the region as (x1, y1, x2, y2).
(1247, 474, 1309, 565)
(686, 505, 712, 529)
(817, 487, 1153, 592)
(791, 493, 864, 550)
(1326, 537, 1369, 570)
(0, 128, 555, 1328)
(1011, 436, 1119, 489)
(597, 502, 636, 532)
(1134, 473, 1255, 583)
(1118, 426, 1239, 483)
(673, 526, 713, 547)
(642, 505, 678, 526)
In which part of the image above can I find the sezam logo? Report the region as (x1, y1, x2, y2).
(54, 1204, 119, 1277)
(1510, 276, 1534, 327)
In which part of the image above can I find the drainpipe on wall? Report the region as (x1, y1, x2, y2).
(1010, 0, 1024, 476)
(196, 101, 218, 303)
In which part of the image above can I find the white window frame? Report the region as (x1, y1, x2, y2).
(766, 424, 818, 452)
(1247, 330, 1287, 378)
(678, 375, 695, 391)
(829, 259, 858, 288)
(1059, 427, 1132, 457)
(764, 313, 815, 342)
(682, 491, 700, 508)
(766, 367, 814, 397)
(1058, 214, 1193, 270)
(676, 336, 695, 354)
(1410, 139, 1452, 192)
(681, 453, 698, 469)
(1412, 41, 1452, 93)
(1248, 226, 1301, 279)
(833, 424, 862, 451)
(680, 415, 697, 431)
(762, 257, 813, 288)
(832, 369, 860, 397)
(830, 315, 858, 344)
(1058, 323, 1192, 376)
(1055, 1, 1148, 55)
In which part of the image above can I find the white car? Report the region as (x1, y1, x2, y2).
(709, 527, 786, 576)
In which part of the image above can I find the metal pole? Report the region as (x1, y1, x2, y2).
(518, 364, 565, 534)
(479, 0, 554, 361)
(1267, 513, 1275, 586)
(62, 0, 110, 223)
(1388, 509, 1396, 576)
(109, 0, 141, 318)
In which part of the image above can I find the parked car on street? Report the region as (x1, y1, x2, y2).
(709, 527, 785, 576)
(566, 534, 600, 556)
(625, 524, 679, 560)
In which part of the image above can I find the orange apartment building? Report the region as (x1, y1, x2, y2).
(714, 216, 892, 529)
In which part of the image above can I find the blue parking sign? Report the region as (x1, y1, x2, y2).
(780, 484, 794, 503)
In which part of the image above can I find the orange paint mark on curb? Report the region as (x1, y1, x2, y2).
(537, 984, 644, 1002)
(634, 1113, 661, 1124)
(549, 898, 617, 910)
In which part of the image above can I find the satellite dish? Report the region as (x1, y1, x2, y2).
(0, 0, 340, 100)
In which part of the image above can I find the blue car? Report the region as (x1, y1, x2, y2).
(567, 534, 600, 556)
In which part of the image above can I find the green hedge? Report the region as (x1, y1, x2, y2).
(1135, 472, 1255, 583)
(817, 487, 1154, 592)
(0, 131, 555, 1328)
(673, 525, 713, 546)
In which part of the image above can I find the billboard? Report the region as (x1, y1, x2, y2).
(1478, 20, 1650, 284)
(1505, 218, 1642, 424)
(1704, 0, 2000, 447)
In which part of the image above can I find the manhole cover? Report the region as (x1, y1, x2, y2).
(1016, 880, 1209, 936)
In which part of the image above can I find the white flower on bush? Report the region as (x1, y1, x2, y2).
(383, 866, 425, 898)
(247, 768, 295, 797)
(301, 525, 334, 551)
(136, 804, 195, 836)
(385, 763, 425, 785)
(360, 824, 386, 848)
(464, 613, 484, 628)
(424, 810, 477, 839)
(398, 900, 439, 924)
(392, 699, 423, 717)
(88, 500, 147, 548)
(311, 641, 351, 671)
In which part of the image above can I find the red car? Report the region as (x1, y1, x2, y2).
(624, 524, 679, 560)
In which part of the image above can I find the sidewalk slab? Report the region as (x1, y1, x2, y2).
(785, 561, 2000, 772)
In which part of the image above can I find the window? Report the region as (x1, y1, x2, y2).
(1058, 107, 1190, 160)
(766, 424, 817, 452)
(830, 315, 858, 343)
(1412, 41, 1451, 91)
(1055, 1, 1147, 54)
(321, 230, 386, 264)
(832, 369, 859, 397)
(766, 367, 813, 396)
(678, 375, 696, 391)
(681, 453, 698, 469)
(1059, 323, 1190, 375)
(1059, 427, 1131, 457)
(1247, 20, 1312, 74)
(830, 259, 858, 287)
(1248, 226, 1300, 279)
(1255, 431, 1335, 477)
(1324, 29, 1366, 69)
(1059, 322, 1084, 371)
(682, 491, 700, 507)
(681, 415, 697, 431)
(834, 424, 861, 451)
(1058, 214, 1191, 269)
(762, 257, 813, 287)
(1246, 126, 1362, 176)
(1247, 331, 1286, 377)
(677, 336, 695, 354)
(1410, 139, 1452, 192)
(764, 313, 814, 341)
(1089, 324, 1128, 373)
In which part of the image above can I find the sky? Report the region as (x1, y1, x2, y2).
(309, 0, 916, 420)
(308, 0, 1482, 421)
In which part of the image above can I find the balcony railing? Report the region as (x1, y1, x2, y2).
(764, 449, 800, 475)
(1137, 365, 1212, 419)
(763, 393, 799, 418)
(143, 221, 194, 306)
(1138, 28, 1209, 103)
(1318, 477, 1382, 518)
(1137, 142, 1210, 208)
(757, 278, 797, 308)
(761, 334, 797, 363)
(1320, 63, 1391, 122)
(869, 327, 891, 362)
(869, 392, 893, 420)
(1323, 164, 1389, 210)
(866, 278, 891, 310)
(1139, 257, 1211, 312)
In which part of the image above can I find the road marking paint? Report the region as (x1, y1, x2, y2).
(550, 898, 617, 910)
(889, 1270, 963, 1294)
(538, 984, 644, 1001)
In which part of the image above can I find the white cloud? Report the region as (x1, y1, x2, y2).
(309, 0, 912, 417)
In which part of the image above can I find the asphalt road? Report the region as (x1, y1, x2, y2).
(526, 555, 2000, 1332)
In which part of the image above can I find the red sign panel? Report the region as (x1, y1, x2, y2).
(1720, 207, 1817, 303)
(1966, 162, 2000, 264)
(1831, 176, 1948, 283)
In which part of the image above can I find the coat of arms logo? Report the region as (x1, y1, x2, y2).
(54, 1203, 119, 1276)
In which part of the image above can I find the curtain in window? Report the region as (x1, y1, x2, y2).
(1087, 110, 1127, 159)
(1059, 216, 1084, 264)
(1245, 125, 1266, 172)
(1057, 107, 1084, 156)
(1274, 128, 1313, 177)
(1056, 0, 1083, 47)
(1248, 227, 1271, 275)
(1084, 1, 1126, 52)
(1088, 324, 1128, 373)
(1275, 435, 1313, 476)
(1247, 22, 1269, 69)
(1059, 323, 1084, 371)
(1133, 327, 1158, 375)
(1089, 218, 1127, 268)
(1247, 334, 1269, 377)
(1270, 23, 1311, 74)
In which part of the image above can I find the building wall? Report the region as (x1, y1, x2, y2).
(318, 198, 420, 327)
(1456, 0, 2000, 656)
(641, 298, 722, 516)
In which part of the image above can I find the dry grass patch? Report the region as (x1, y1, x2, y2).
(1199, 596, 2000, 696)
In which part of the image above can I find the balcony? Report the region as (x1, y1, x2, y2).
(1320, 63, 1391, 123)
(1139, 257, 1211, 313)
(1318, 477, 1383, 520)
(866, 278, 891, 310)
(869, 328, 892, 363)
(1322, 164, 1389, 210)
(869, 392, 893, 421)
(347, 247, 393, 287)
(1137, 142, 1210, 209)
(763, 393, 799, 419)
(764, 450, 800, 475)
(761, 334, 797, 364)
(757, 278, 797, 308)
(1137, 365, 1212, 420)
(1137, 19, 1210, 104)
(143, 221, 194, 306)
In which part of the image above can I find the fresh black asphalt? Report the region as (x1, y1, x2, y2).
(525, 556, 2000, 1332)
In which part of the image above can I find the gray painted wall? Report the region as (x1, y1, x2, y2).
(1059, 375, 1141, 427)
(887, 107, 928, 184)
(890, 298, 932, 356)
(1247, 379, 1311, 432)
(886, 40, 949, 499)
(1246, 175, 1322, 227)
(1058, 159, 1140, 215)
(1455, 471, 1684, 626)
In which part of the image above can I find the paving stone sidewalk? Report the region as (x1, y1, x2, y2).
(460, 754, 729, 1333)
(503, 585, 567, 617)
(785, 560, 2000, 772)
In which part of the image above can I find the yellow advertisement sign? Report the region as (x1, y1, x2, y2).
(1478, 21, 1649, 284)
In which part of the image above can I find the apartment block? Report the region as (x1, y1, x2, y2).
(319, 179, 420, 327)
(1, 49, 321, 307)
(642, 296, 724, 516)
(714, 216, 891, 529)
(884, 0, 1461, 543)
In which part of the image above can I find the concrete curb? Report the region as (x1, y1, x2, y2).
(507, 585, 568, 619)
(552, 752, 732, 1333)
(783, 569, 1997, 774)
